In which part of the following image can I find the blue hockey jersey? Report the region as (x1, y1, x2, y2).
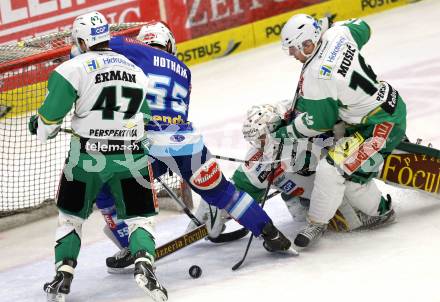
(109, 36, 192, 131)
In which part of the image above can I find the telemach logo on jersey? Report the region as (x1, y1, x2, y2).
(81, 138, 143, 155)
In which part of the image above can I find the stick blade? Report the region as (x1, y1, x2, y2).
(231, 260, 244, 271)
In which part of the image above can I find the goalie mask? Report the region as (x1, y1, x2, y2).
(242, 104, 282, 149)
(137, 21, 177, 55)
(72, 11, 110, 52)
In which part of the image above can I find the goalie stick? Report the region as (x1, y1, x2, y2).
(231, 66, 304, 271)
(0, 105, 12, 119)
(156, 177, 250, 243)
(154, 190, 282, 261)
(231, 143, 298, 271)
(155, 224, 209, 260)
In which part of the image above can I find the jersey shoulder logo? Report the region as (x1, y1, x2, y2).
(318, 64, 333, 80)
(83, 58, 102, 73)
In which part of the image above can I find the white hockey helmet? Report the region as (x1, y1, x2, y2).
(72, 11, 110, 52)
(137, 21, 177, 55)
(242, 104, 282, 149)
(281, 14, 322, 58)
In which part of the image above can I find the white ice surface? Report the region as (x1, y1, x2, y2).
(1, 1, 440, 301)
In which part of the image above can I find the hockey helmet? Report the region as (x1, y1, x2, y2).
(242, 104, 282, 149)
(137, 21, 177, 55)
(281, 14, 322, 58)
(72, 11, 110, 52)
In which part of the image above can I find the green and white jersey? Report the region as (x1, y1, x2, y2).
(37, 51, 150, 142)
(276, 19, 402, 139)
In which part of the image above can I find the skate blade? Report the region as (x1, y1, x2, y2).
(107, 265, 135, 274)
(135, 275, 168, 302)
(287, 246, 300, 256)
(46, 293, 65, 302)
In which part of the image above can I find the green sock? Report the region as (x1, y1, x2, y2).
(129, 228, 156, 259)
(55, 230, 81, 264)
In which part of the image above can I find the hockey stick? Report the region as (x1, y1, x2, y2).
(60, 128, 73, 134)
(155, 191, 283, 261)
(0, 105, 12, 119)
(155, 224, 208, 260)
(155, 190, 282, 261)
(232, 143, 285, 271)
(213, 154, 285, 165)
(156, 167, 250, 244)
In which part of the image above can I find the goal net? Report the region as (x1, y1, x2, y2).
(0, 23, 192, 217)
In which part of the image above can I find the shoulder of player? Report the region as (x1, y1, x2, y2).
(152, 50, 191, 80)
(309, 28, 354, 81)
(53, 53, 88, 78)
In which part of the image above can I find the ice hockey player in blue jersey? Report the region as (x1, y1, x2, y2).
(92, 21, 294, 273)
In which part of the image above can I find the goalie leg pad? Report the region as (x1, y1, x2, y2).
(185, 200, 228, 239)
(328, 197, 363, 231)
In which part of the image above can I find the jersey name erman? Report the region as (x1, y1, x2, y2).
(95, 70, 136, 84)
(153, 56, 188, 79)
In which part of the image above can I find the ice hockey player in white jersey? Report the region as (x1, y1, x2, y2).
(28, 11, 168, 302)
(272, 14, 407, 248)
(187, 100, 394, 237)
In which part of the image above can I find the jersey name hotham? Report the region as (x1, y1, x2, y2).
(95, 70, 137, 84)
(153, 56, 188, 79)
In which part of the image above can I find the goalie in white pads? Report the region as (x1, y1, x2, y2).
(191, 15, 406, 247)
(187, 100, 395, 237)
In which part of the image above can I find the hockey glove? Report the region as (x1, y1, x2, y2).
(28, 114, 38, 135)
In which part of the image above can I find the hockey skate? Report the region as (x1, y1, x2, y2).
(294, 219, 327, 248)
(261, 222, 298, 255)
(357, 209, 396, 230)
(357, 194, 396, 230)
(106, 247, 135, 274)
(134, 251, 168, 302)
(43, 259, 76, 302)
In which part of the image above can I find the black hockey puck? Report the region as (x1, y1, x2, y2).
(189, 265, 202, 278)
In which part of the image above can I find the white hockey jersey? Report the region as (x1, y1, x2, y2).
(37, 51, 150, 142)
(276, 19, 402, 139)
